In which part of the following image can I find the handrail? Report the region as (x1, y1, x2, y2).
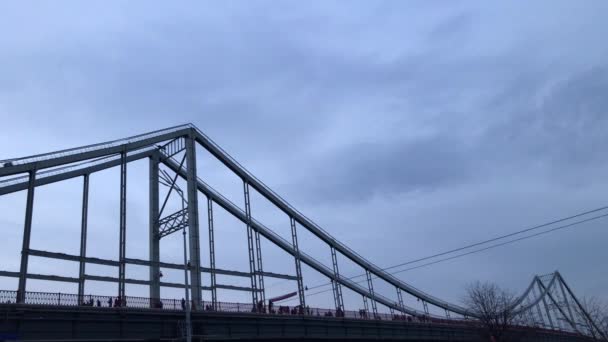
(0, 289, 471, 323)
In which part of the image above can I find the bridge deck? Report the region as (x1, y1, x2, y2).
(0, 304, 591, 342)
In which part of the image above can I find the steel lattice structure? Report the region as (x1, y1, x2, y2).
(0, 124, 604, 340)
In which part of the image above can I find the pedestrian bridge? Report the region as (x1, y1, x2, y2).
(0, 304, 591, 341)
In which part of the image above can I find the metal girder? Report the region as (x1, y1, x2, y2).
(531, 285, 547, 328)
(557, 279, 576, 326)
(330, 247, 344, 311)
(396, 287, 405, 309)
(149, 154, 161, 305)
(158, 154, 187, 219)
(0, 125, 190, 177)
(556, 272, 607, 340)
(365, 269, 378, 317)
(185, 133, 202, 307)
(243, 181, 259, 307)
(2, 270, 79, 284)
(24, 248, 296, 280)
(158, 208, 189, 238)
(2, 270, 262, 293)
(207, 197, 218, 310)
(17, 170, 35, 303)
(290, 217, 305, 309)
(118, 151, 127, 301)
(537, 278, 580, 334)
(0, 149, 156, 196)
(77, 174, 89, 301)
(159, 137, 186, 159)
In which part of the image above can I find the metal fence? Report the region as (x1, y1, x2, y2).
(0, 289, 458, 324)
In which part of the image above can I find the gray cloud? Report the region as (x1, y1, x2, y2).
(1, 0, 607, 310)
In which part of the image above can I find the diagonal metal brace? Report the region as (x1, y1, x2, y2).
(159, 208, 189, 239)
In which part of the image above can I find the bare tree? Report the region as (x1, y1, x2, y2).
(463, 281, 519, 342)
(579, 297, 608, 340)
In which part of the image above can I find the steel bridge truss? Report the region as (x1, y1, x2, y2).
(0, 124, 603, 340)
(509, 272, 607, 340)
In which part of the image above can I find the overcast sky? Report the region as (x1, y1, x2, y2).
(1, 1, 607, 313)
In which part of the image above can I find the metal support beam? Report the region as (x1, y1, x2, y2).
(365, 269, 378, 317)
(185, 133, 202, 308)
(243, 181, 259, 308)
(17, 170, 36, 303)
(24, 248, 296, 280)
(330, 246, 344, 311)
(396, 287, 405, 310)
(149, 154, 161, 306)
(254, 229, 266, 307)
(77, 174, 89, 302)
(538, 280, 555, 329)
(538, 279, 578, 333)
(290, 217, 305, 309)
(557, 272, 606, 340)
(422, 300, 429, 315)
(557, 277, 576, 326)
(523, 297, 536, 326)
(118, 151, 127, 302)
(207, 197, 217, 310)
(531, 286, 546, 328)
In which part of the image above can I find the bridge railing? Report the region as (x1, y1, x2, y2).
(0, 289, 464, 324)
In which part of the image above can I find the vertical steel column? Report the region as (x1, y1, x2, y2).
(523, 297, 536, 325)
(557, 278, 576, 325)
(290, 217, 305, 309)
(538, 280, 555, 329)
(17, 170, 36, 303)
(396, 287, 405, 310)
(118, 151, 127, 302)
(365, 269, 378, 317)
(330, 246, 344, 311)
(254, 229, 266, 306)
(207, 197, 217, 310)
(77, 174, 90, 302)
(422, 300, 429, 315)
(243, 181, 259, 307)
(149, 154, 161, 306)
(244, 181, 266, 306)
(185, 133, 202, 308)
(330, 280, 339, 312)
(363, 296, 369, 316)
(558, 273, 606, 339)
(532, 286, 547, 328)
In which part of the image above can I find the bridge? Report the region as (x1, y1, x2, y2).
(0, 124, 604, 341)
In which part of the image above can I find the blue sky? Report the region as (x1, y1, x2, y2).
(0, 1, 607, 313)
